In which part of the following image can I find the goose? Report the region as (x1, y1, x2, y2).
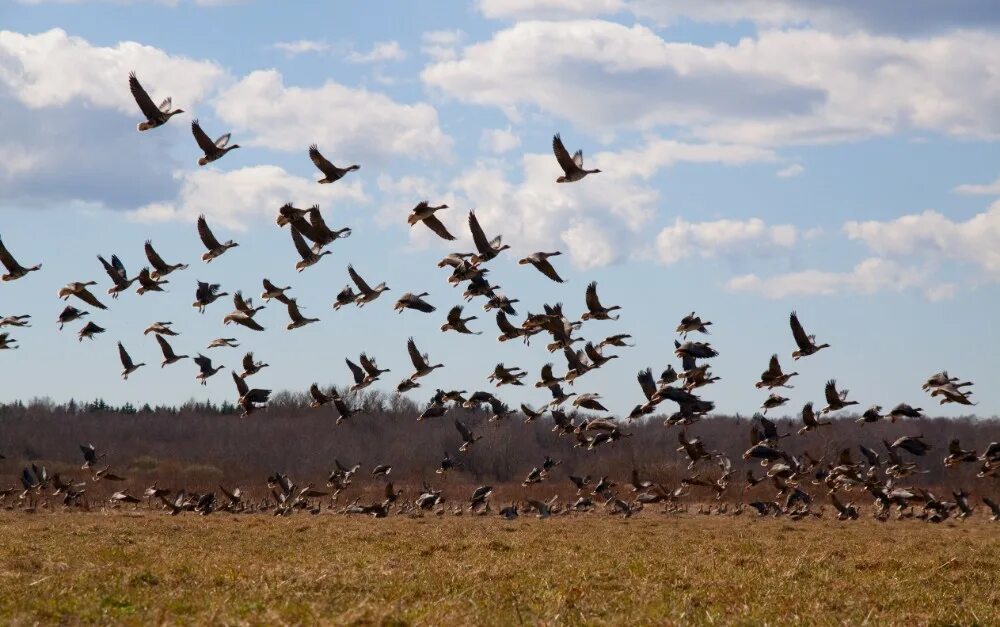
(487, 396, 516, 421)
(407, 337, 443, 380)
(0, 314, 31, 328)
(522, 467, 543, 486)
(155, 334, 188, 367)
(0, 236, 41, 282)
(676, 312, 712, 338)
(886, 403, 924, 422)
(469, 485, 492, 510)
(261, 279, 293, 305)
(193, 354, 224, 385)
(438, 252, 476, 269)
(359, 353, 390, 381)
(520, 403, 545, 422)
(91, 466, 127, 482)
(455, 419, 482, 452)
(371, 464, 392, 478)
(197, 215, 239, 262)
(756, 354, 797, 389)
(231, 372, 271, 416)
(135, 267, 168, 294)
(78, 321, 105, 342)
(349, 265, 390, 306)
(584, 342, 618, 369)
(129, 72, 183, 131)
(797, 402, 831, 435)
(535, 363, 564, 389)
(77, 443, 105, 470)
(57, 306, 88, 331)
(598, 334, 634, 349)
(547, 383, 576, 407)
(408, 202, 455, 240)
(483, 294, 519, 316)
(518, 252, 564, 283)
(240, 352, 268, 378)
(983, 497, 1000, 521)
(921, 371, 970, 391)
(97, 255, 135, 298)
(207, 338, 239, 349)
(58, 281, 107, 310)
(110, 490, 142, 505)
(298, 206, 351, 251)
(761, 393, 789, 415)
(193, 281, 228, 313)
(418, 401, 448, 421)
(468, 211, 510, 265)
(943, 439, 977, 467)
(345, 358, 377, 392)
(675, 340, 718, 360)
(889, 435, 932, 457)
(332, 285, 357, 310)
(192, 119, 240, 166)
(552, 133, 600, 183)
(333, 395, 363, 425)
(496, 310, 530, 343)
(394, 292, 436, 314)
(572, 393, 608, 412)
(440, 305, 480, 334)
(581, 282, 620, 321)
(144, 240, 188, 279)
(290, 225, 330, 271)
(856, 405, 883, 424)
(790, 311, 829, 360)
(308, 383, 336, 408)
(488, 363, 527, 386)
(930, 383, 976, 406)
(396, 378, 420, 393)
(463, 390, 497, 409)
(117, 342, 145, 380)
(821, 380, 858, 414)
(276, 203, 310, 229)
(143, 321, 177, 336)
(285, 298, 319, 330)
(308, 144, 359, 184)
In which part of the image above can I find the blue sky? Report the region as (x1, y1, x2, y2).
(0, 0, 996, 417)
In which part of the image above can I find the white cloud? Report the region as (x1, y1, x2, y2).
(0, 28, 224, 113)
(953, 176, 1000, 196)
(726, 257, 925, 298)
(656, 217, 798, 265)
(272, 39, 330, 56)
(347, 41, 406, 63)
(423, 20, 1000, 144)
(479, 127, 522, 154)
(213, 70, 451, 161)
(128, 165, 366, 229)
(776, 163, 804, 178)
(0, 144, 42, 178)
(477, 0, 626, 20)
(421, 30, 464, 62)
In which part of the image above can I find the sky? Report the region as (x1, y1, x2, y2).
(0, 0, 996, 418)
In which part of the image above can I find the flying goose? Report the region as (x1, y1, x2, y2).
(332, 395, 363, 425)
(790, 311, 830, 360)
(394, 292, 436, 314)
(308, 383, 336, 408)
(572, 393, 608, 411)
(598, 334, 634, 349)
(520, 403, 545, 422)
(240, 352, 268, 378)
(584, 342, 618, 369)
(455, 419, 482, 452)
(332, 285, 357, 310)
(518, 252, 564, 283)
(308, 144, 359, 184)
(207, 338, 239, 349)
(58, 281, 107, 310)
(143, 321, 177, 336)
(488, 363, 527, 387)
(2, 333, 19, 350)
(821, 380, 858, 414)
(440, 305, 481, 334)
(943, 439, 977, 466)
(197, 215, 239, 262)
(582, 282, 620, 321)
(407, 337, 443, 380)
(192, 119, 240, 166)
(756, 354, 798, 389)
(155, 334, 188, 367)
(552, 133, 600, 183)
(57, 306, 88, 330)
(360, 353, 390, 381)
(346, 358, 377, 392)
(144, 240, 188, 279)
(297, 206, 352, 251)
(930, 383, 976, 406)
(408, 202, 455, 240)
(0, 236, 41, 282)
(676, 312, 712, 338)
(886, 403, 924, 422)
(261, 279, 293, 305)
(97, 255, 135, 298)
(921, 371, 969, 391)
(856, 404, 883, 424)
(193, 281, 228, 313)
(290, 225, 331, 271)
(547, 383, 576, 407)
(135, 267, 168, 294)
(193, 354, 224, 385)
(535, 363, 564, 389)
(797, 402, 831, 435)
(232, 371, 270, 416)
(117, 342, 145, 380)
(0, 314, 31, 328)
(285, 298, 319, 330)
(468, 211, 510, 265)
(129, 72, 183, 131)
(889, 435, 932, 457)
(349, 265, 390, 306)
(761, 393, 789, 415)
(418, 400, 448, 421)
(78, 321, 105, 342)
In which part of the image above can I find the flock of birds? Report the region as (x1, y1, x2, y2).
(1, 73, 997, 523)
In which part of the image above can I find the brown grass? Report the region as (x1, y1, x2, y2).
(0, 511, 997, 625)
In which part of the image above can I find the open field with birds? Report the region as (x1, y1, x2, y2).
(1, 512, 997, 625)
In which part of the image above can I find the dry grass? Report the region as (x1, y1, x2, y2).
(0, 511, 997, 625)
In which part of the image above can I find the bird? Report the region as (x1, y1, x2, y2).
(57, 306, 88, 331)
(308, 383, 336, 408)
(333, 285, 357, 311)
(889, 435, 932, 457)
(761, 393, 789, 415)
(886, 403, 924, 422)
(455, 419, 482, 452)
(155, 334, 188, 367)
(197, 215, 239, 262)
(552, 133, 600, 183)
(821, 380, 858, 415)
(58, 281, 107, 310)
(573, 393, 608, 412)
(135, 267, 168, 295)
(407, 337, 443, 380)
(232, 371, 271, 417)
(207, 338, 239, 349)
(790, 311, 830, 360)
(518, 252, 564, 283)
(756, 354, 798, 389)
(144, 240, 188, 279)
(97, 255, 135, 298)
(394, 292, 435, 314)
(143, 321, 177, 336)
(0, 236, 41, 282)
(440, 305, 481, 335)
(349, 265, 390, 306)
(79, 444, 105, 470)
(797, 402, 831, 435)
(0, 315, 31, 328)
(193, 354, 224, 385)
(285, 299, 319, 330)
(676, 312, 712, 338)
(240, 352, 268, 378)
(129, 72, 183, 131)
(118, 342, 145, 380)
(192, 119, 240, 166)
(468, 211, 510, 265)
(408, 202, 455, 240)
(261, 279, 293, 305)
(78, 321, 105, 342)
(308, 144, 359, 184)
(290, 225, 331, 272)
(581, 282, 620, 321)
(193, 281, 228, 313)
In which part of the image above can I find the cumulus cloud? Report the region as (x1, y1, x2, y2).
(214, 70, 451, 161)
(776, 163, 804, 178)
(128, 165, 366, 229)
(272, 39, 330, 56)
(347, 41, 406, 63)
(479, 127, 522, 154)
(656, 217, 798, 265)
(726, 257, 926, 298)
(421, 30, 464, 62)
(478, 0, 626, 20)
(953, 176, 1000, 195)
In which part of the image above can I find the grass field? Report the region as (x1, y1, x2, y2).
(0, 512, 997, 625)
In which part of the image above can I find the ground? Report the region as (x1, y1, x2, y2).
(0, 512, 997, 625)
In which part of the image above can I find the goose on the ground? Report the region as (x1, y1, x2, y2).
(129, 72, 183, 131)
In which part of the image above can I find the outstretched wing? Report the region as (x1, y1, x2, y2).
(347, 265, 372, 293)
(191, 119, 217, 155)
(0, 238, 24, 273)
(76, 288, 107, 310)
(789, 311, 811, 351)
(345, 358, 366, 385)
(117, 342, 134, 369)
(144, 240, 169, 272)
(241, 352, 254, 371)
(455, 419, 473, 442)
(585, 281, 602, 312)
(407, 337, 426, 371)
(533, 257, 564, 283)
(467, 211, 493, 256)
(128, 72, 161, 120)
(552, 134, 578, 175)
(156, 334, 176, 359)
(824, 380, 839, 405)
(290, 225, 313, 261)
(422, 215, 456, 241)
(308, 144, 336, 177)
(232, 371, 249, 397)
(637, 368, 657, 401)
(197, 215, 223, 250)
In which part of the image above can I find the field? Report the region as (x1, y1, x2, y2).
(0, 512, 997, 625)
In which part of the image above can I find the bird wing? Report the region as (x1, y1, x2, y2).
(495, 310, 518, 333)
(347, 265, 372, 293)
(572, 149, 584, 168)
(76, 288, 107, 310)
(345, 358, 366, 385)
(446, 305, 463, 326)
(286, 299, 303, 322)
(241, 352, 254, 371)
(789, 311, 812, 351)
(422, 214, 456, 241)
(306, 206, 335, 238)
(191, 120, 217, 155)
(455, 419, 473, 442)
(144, 240, 170, 273)
(467, 211, 493, 256)
(0, 238, 24, 273)
(552, 134, 578, 175)
(193, 354, 212, 370)
(585, 282, 602, 312)
(214, 133, 231, 149)
(409, 296, 436, 313)
(765, 354, 782, 378)
(156, 334, 176, 359)
(801, 402, 816, 426)
(637, 368, 657, 401)
(309, 383, 326, 403)
(308, 144, 336, 177)
(407, 337, 427, 370)
(232, 371, 249, 397)
(359, 353, 380, 376)
(533, 258, 564, 282)
(290, 225, 313, 260)
(118, 342, 134, 369)
(197, 215, 223, 250)
(98, 255, 126, 286)
(233, 291, 249, 313)
(128, 72, 161, 120)
(824, 380, 839, 405)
